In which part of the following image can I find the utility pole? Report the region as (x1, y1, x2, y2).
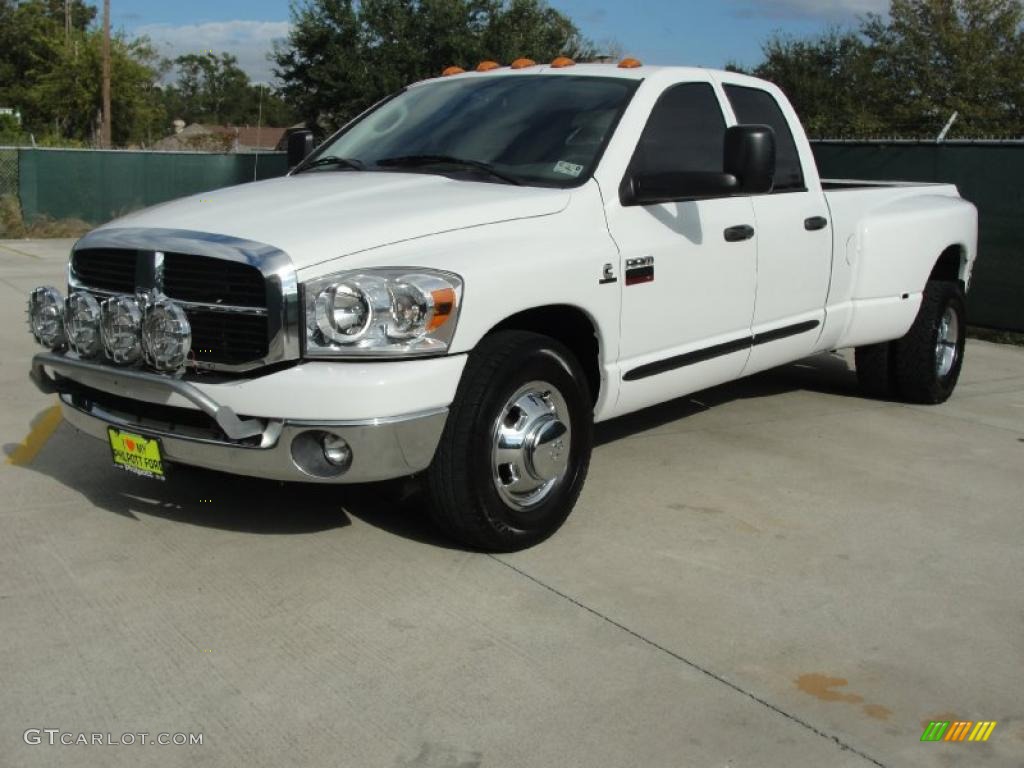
(100, 0, 112, 148)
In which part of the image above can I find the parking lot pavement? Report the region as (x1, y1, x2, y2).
(2, 238, 1022, 768)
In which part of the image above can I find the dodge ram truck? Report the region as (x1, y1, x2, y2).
(27, 59, 979, 551)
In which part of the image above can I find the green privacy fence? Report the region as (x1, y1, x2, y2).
(7, 143, 1022, 331)
(812, 141, 1024, 332)
(15, 148, 289, 226)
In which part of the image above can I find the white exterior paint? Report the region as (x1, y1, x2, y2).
(89, 64, 978, 428)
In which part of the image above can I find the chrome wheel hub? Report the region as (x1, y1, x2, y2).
(491, 382, 572, 510)
(935, 306, 960, 378)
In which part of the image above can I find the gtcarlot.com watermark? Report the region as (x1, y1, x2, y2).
(24, 729, 203, 747)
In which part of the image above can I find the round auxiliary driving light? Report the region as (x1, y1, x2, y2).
(28, 286, 66, 349)
(65, 292, 103, 358)
(142, 299, 192, 371)
(100, 295, 143, 365)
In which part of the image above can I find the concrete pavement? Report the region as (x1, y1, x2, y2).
(1, 238, 1022, 767)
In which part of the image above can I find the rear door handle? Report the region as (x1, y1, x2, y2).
(804, 216, 829, 231)
(724, 225, 755, 242)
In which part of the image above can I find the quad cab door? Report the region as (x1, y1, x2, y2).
(602, 81, 758, 417)
(719, 79, 833, 374)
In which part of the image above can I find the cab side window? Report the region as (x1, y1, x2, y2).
(627, 83, 727, 180)
(724, 85, 805, 192)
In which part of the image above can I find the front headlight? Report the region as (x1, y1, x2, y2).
(302, 268, 462, 357)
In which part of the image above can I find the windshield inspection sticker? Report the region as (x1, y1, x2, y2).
(553, 160, 584, 178)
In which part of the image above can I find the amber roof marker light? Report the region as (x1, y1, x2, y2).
(510, 58, 537, 69)
(476, 60, 501, 72)
(618, 57, 643, 69)
(441, 66, 465, 77)
(550, 56, 576, 68)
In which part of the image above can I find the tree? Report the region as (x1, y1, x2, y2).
(738, 30, 888, 138)
(274, 0, 597, 133)
(0, 113, 24, 144)
(481, 0, 594, 63)
(862, 0, 1024, 136)
(166, 53, 252, 125)
(42, 0, 96, 30)
(163, 52, 295, 127)
(0, 0, 167, 145)
(742, 0, 1024, 138)
(29, 30, 167, 145)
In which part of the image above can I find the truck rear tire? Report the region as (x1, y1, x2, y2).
(425, 330, 593, 552)
(892, 280, 967, 405)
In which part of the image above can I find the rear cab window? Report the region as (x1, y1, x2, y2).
(723, 85, 805, 192)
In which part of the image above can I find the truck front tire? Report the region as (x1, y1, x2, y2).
(426, 331, 593, 551)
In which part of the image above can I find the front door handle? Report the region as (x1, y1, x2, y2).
(724, 225, 755, 243)
(805, 216, 829, 231)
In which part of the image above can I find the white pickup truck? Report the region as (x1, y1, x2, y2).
(28, 61, 978, 550)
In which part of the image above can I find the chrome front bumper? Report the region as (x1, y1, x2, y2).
(32, 353, 448, 484)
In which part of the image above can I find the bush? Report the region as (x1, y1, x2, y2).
(0, 195, 91, 239)
(0, 195, 25, 237)
(0, 114, 24, 145)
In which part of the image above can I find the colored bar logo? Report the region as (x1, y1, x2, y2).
(921, 721, 997, 742)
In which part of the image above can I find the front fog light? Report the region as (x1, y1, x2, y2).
(322, 434, 352, 468)
(143, 299, 192, 371)
(65, 292, 103, 358)
(291, 430, 353, 478)
(28, 286, 65, 349)
(101, 296, 143, 365)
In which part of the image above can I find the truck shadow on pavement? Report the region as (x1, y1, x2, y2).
(9, 353, 860, 546)
(595, 351, 860, 446)
(11, 442, 356, 534)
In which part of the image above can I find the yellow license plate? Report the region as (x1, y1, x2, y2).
(107, 427, 165, 480)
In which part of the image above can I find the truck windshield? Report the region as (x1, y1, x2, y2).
(299, 75, 639, 188)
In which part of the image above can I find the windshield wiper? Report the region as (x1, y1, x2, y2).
(375, 155, 522, 186)
(295, 156, 365, 173)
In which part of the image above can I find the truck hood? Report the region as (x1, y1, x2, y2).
(99, 172, 571, 269)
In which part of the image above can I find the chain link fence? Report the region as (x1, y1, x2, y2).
(0, 148, 18, 199)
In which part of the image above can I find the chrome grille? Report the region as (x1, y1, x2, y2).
(71, 249, 136, 293)
(69, 243, 283, 371)
(162, 251, 267, 308)
(187, 310, 269, 366)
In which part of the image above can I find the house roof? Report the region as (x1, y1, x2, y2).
(234, 126, 288, 150)
(152, 123, 290, 152)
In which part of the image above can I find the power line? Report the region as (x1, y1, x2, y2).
(100, 0, 112, 148)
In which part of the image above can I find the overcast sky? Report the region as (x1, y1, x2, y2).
(111, 0, 890, 84)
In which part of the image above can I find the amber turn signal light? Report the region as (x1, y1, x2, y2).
(618, 57, 643, 69)
(476, 61, 501, 72)
(441, 66, 465, 76)
(510, 58, 536, 69)
(428, 288, 457, 332)
(550, 56, 576, 68)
